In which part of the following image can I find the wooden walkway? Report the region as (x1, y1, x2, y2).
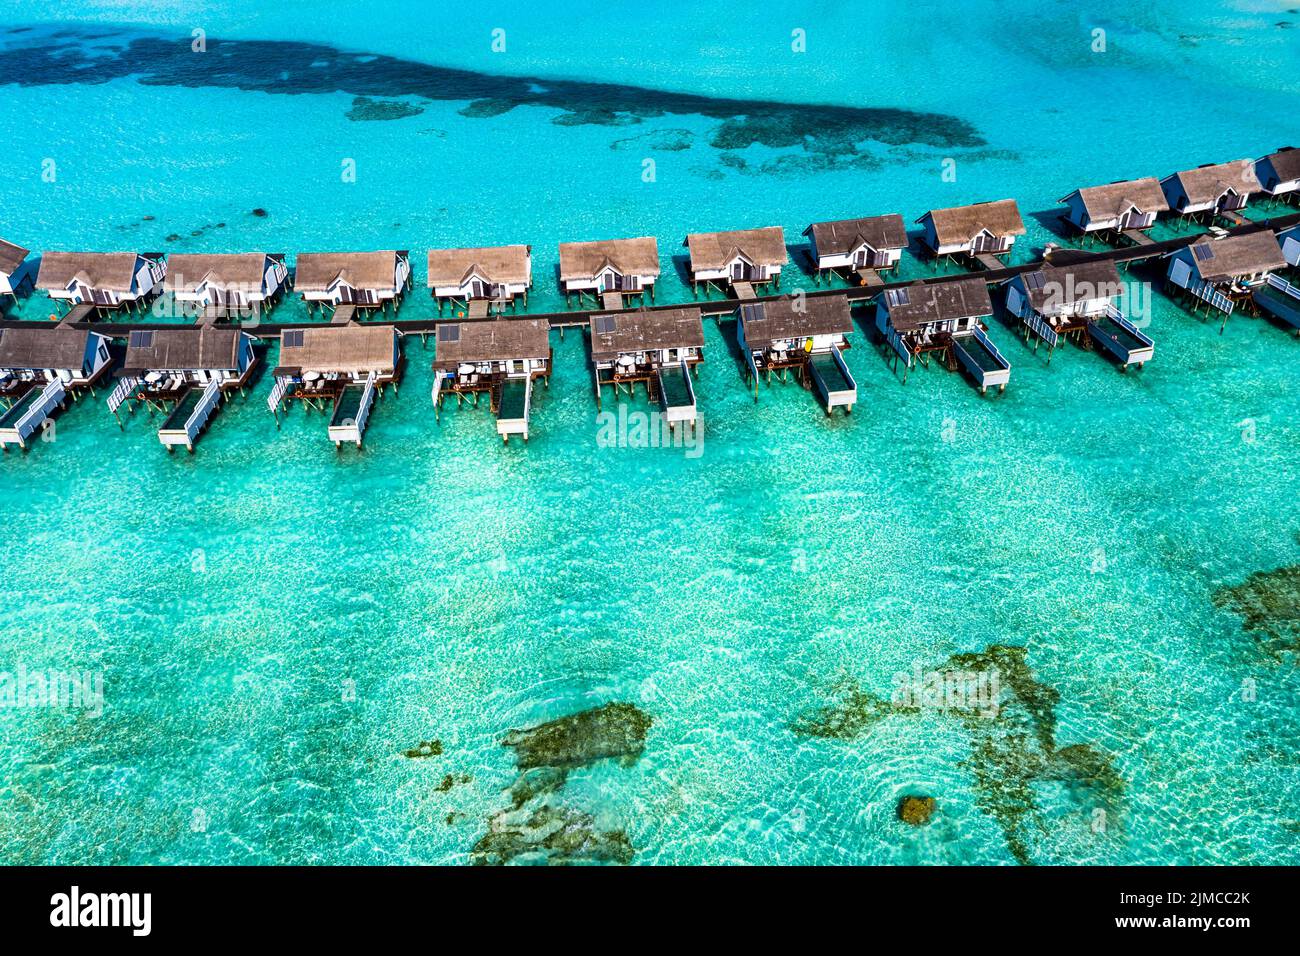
(6, 211, 1297, 339)
(856, 267, 884, 289)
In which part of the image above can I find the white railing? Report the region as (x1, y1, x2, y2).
(679, 359, 696, 408)
(353, 372, 377, 437)
(107, 377, 139, 414)
(1023, 310, 1059, 349)
(267, 376, 290, 414)
(972, 326, 1010, 369)
(430, 370, 443, 407)
(885, 326, 913, 368)
(521, 376, 532, 427)
(1265, 273, 1300, 302)
(1, 379, 65, 446)
(185, 379, 223, 437)
(1187, 277, 1234, 315)
(1104, 304, 1154, 345)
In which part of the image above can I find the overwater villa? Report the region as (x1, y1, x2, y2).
(35, 252, 167, 320)
(737, 296, 855, 414)
(588, 306, 703, 426)
(1160, 159, 1261, 222)
(431, 318, 551, 442)
(802, 214, 907, 287)
(165, 253, 290, 323)
(293, 251, 412, 323)
(427, 245, 532, 317)
(0, 326, 113, 450)
(916, 200, 1026, 268)
(1057, 178, 1170, 244)
(559, 237, 660, 309)
(0, 239, 32, 306)
(1164, 231, 1293, 331)
(268, 325, 400, 448)
(684, 227, 786, 299)
(875, 278, 1010, 393)
(1003, 261, 1153, 368)
(1255, 148, 1300, 203)
(110, 327, 259, 452)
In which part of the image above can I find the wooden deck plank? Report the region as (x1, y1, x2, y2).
(856, 267, 884, 289)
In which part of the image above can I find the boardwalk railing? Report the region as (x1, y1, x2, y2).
(1022, 310, 1059, 350)
(0, 378, 65, 449)
(1187, 277, 1234, 315)
(972, 326, 1010, 370)
(183, 379, 223, 445)
(885, 326, 914, 369)
(1265, 272, 1300, 302)
(107, 376, 138, 414)
(267, 376, 290, 414)
(354, 372, 377, 438)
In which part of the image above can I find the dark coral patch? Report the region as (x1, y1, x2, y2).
(794, 646, 1123, 865)
(472, 702, 652, 865)
(502, 701, 651, 771)
(1213, 564, 1300, 654)
(346, 96, 424, 121)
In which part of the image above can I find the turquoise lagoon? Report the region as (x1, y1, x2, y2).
(0, 1, 1298, 864)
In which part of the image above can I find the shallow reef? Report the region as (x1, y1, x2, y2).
(471, 702, 652, 865)
(0, 26, 984, 175)
(1213, 564, 1300, 656)
(793, 645, 1123, 864)
(346, 96, 424, 121)
(502, 701, 652, 771)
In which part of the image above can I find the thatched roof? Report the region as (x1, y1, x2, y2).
(1182, 231, 1285, 281)
(36, 252, 144, 293)
(1164, 159, 1261, 204)
(802, 215, 907, 255)
(686, 227, 787, 272)
(432, 318, 550, 367)
(918, 200, 1025, 246)
(1061, 178, 1169, 219)
(0, 238, 29, 276)
(559, 237, 660, 282)
(427, 246, 530, 288)
(739, 296, 850, 346)
(277, 325, 397, 374)
(1259, 147, 1300, 184)
(123, 328, 241, 371)
(165, 253, 279, 293)
(883, 278, 992, 332)
(589, 307, 703, 361)
(294, 251, 407, 293)
(0, 326, 92, 370)
(1014, 261, 1124, 315)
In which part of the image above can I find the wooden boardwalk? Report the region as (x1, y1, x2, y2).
(6, 211, 1297, 339)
